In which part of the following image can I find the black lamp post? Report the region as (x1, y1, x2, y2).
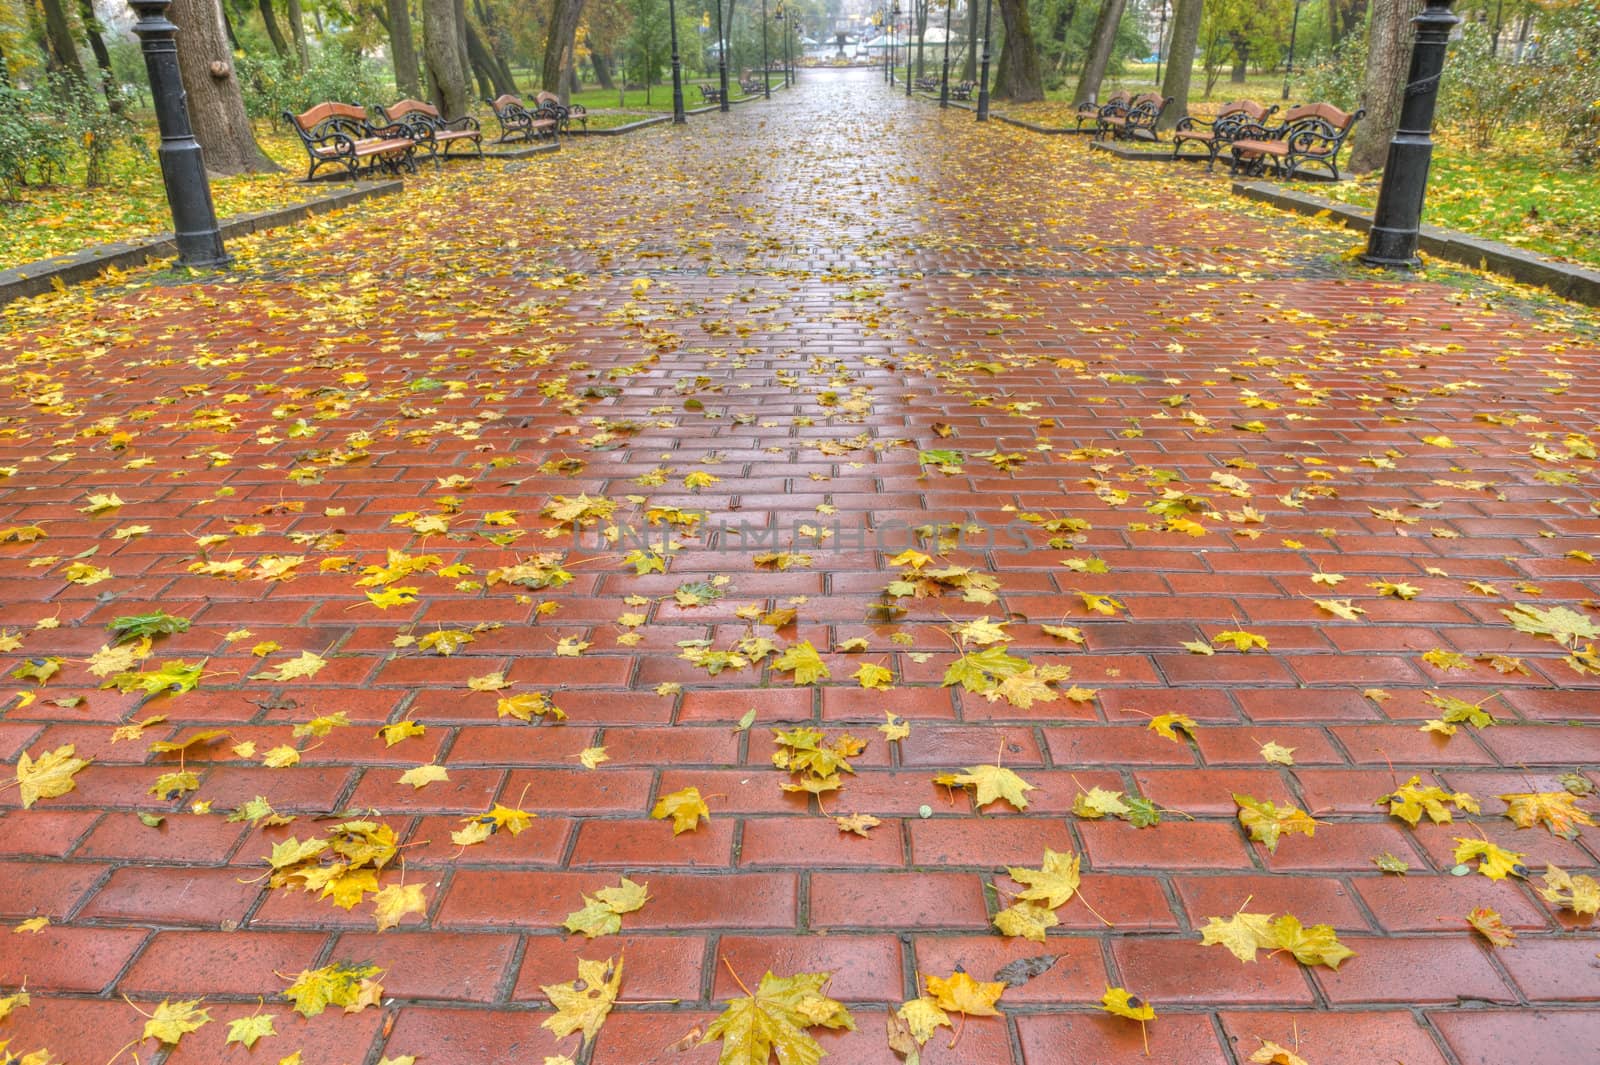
(1283, 0, 1304, 101)
(713, 0, 730, 111)
(938, 0, 953, 106)
(1154, 0, 1167, 85)
(668, 0, 686, 121)
(130, 0, 227, 268)
(1362, 0, 1459, 269)
(976, 0, 993, 121)
(905, 2, 914, 96)
(761, 0, 771, 98)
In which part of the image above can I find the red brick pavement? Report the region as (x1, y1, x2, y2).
(0, 67, 1598, 1064)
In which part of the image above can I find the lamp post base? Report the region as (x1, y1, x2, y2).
(1360, 226, 1423, 271)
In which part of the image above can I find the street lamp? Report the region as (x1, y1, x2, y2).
(713, 0, 730, 112)
(761, 0, 771, 99)
(905, 0, 914, 96)
(1362, 0, 1459, 269)
(776, 5, 790, 88)
(668, 0, 686, 121)
(976, 0, 993, 121)
(938, 0, 953, 107)
(1283, 0, 1304, 101)
(130, 0, 227, 268)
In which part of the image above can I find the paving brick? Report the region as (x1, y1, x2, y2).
(1016, 1012, 1232, 1065)
(1313, 936, 1516, 1004)
(570, 817, 735, 867)
(0, 924, 146, 992)
(334, 930, 517, 1001)
(1496, 936, 1600, 1001)
(713, 934, 902, 1001)
(1431, 1009, 1600, 1065)
(1217, 1009, 1450, 1065)
(79, 865, 263, 926)
(809, 871, 990, 929)
(439, 870, 798, 930)
(0, 998, 147, 1065)
(1354, 876, 1555, 933)
(1078, 820, 1256, 870)
(0, 859, 107, 919)
(120, 929, 327, 995)
(0, 809, 98, 857)
(913, 934, 1106, 1004)
(908, 816, 1076, 867)
(1110, 938, 1316, 1004)
(159, 1003, 386, 1064)
(514, 933, 706, 1003)
(1173, 874, 1371, 932)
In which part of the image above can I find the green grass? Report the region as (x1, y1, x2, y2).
(1316, 127, 1600, 269)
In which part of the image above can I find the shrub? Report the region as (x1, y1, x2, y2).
(1294, 34, 1365, 113)
(50, 76, 144, 188)
(239, 48, 392, 125)
(0, 86, 72, 200)
(1535, 4, 1600, 165)
(1440, 24, 1536, 150)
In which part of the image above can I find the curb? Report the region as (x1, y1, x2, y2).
(482, 141, 561, 159)
(0, 179, 404, 309)
(991, 114, 1090, 135)
(1232, 180, 1600, 307)
(568, 115, 673, 136)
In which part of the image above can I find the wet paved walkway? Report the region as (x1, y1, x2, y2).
(1, 68, 1598, 1065)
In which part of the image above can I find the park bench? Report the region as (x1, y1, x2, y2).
(1072, 90, 1129, 132)
(699, 84, 722, 104)
(534, 91, 587, 133)
(949, 81, 974, 101)
(485, 93, 560, 144)
(915, 75, 940, 93)
(1228, 102, 1365, 181)
(1171, 99, 1279, 171)
(284, 102, 417, 181)
(374, 98, 482, 163)
(739, 70, 766, 94)
(1095, 92, 1172, 142)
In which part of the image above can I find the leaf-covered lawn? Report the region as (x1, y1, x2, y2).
(0, 126, 310, 273)
(1318, 127, 1600, 269)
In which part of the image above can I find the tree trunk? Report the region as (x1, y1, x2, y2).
(541, 0, 586, 101)
(471, 0, 519, 92)
(423, 0, 472, 115)
(452, 0, 471, 92)
(1071, 0, 1125, 103)
(993, 0, 1045, 101)
(285, 0, 309, 65)
(590, 35, 615, 90)
(1348, 0, 1421, 174)
(961, 0, 977, 81)
(1512, 10, 1532, 62)
(169, 0, 279, 174)
(38, 0, 87, 84)
(1157, 0, 1201, 130)
(465, 18, 511, 96)
(1329, 0, 1365, 45)
(1229, 35, 1246, 83)
(385, 0, 422, 96)
(258, 0, 290, 57)
(76, 0, 120, 108)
